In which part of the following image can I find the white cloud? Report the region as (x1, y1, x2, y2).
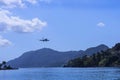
(0, 9, 47, 33)
(0, 0, 51, 8)
(0, 0, 24, 8)
(0, 0, 48, 46)
(0, 36, 12, 47)
(97, 22, 105, 27)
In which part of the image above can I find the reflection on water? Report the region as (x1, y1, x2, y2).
(0, 68, 120, 80)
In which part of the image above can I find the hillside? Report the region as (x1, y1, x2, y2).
(7, 44, 108, 68)
(64, 43, 120, 67)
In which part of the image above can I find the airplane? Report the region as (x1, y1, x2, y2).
(39, 38, 50, 42)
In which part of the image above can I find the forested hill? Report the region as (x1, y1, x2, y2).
(64, 43, 120, 67)
(7, 44, 108, 68)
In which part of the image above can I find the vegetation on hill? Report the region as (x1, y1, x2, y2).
(64, 43, 120, 67)
(7, 45, 108, 68)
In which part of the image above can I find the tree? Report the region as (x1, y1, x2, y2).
(64, 43, 120, 67)
(0, 63, 2, 69)
(113, 43, 120, 51)
(2, 61, 6, 65)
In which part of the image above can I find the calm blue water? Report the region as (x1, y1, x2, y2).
(0, 68, 120, 80)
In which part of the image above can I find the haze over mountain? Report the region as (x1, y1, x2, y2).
(7, 44, 108, 68)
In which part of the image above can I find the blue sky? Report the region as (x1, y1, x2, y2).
(0, 0, 120, 61)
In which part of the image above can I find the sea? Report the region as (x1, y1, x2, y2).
(0, 68, 120, 80)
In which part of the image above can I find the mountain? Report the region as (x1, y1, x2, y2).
(64, 43, 120, 67)
(7, 44, 108, 68)
(81, 44, 109, 56)
(8, 48, 81, 68)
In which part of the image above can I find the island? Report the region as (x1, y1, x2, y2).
(0, 61, 18, 70)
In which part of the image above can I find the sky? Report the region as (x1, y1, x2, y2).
(0, 0, 120, 61)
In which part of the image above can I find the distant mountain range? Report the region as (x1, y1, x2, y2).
(64, 43, 120, 67)
(7, 44, 108, 68)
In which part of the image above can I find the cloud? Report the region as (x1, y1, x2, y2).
(0, 0, 48, 47)
(97, 22, 105, 27)
(0, 36, 12, 47)
(0, 0, 51, 8)
(0, 9, 47, 33)
(0, 0, 25, 8)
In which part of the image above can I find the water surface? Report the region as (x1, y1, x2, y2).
(0, 68, 120, 80)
